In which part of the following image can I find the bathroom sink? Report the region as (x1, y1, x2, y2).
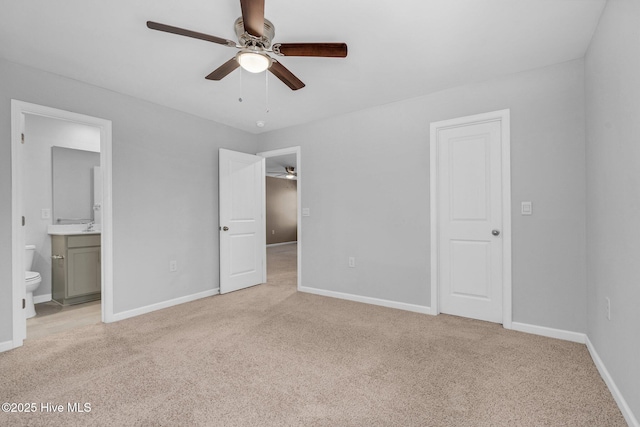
(47, 224, 101, 235)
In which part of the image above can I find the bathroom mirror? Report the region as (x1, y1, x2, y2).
(52, 147, 101, 224)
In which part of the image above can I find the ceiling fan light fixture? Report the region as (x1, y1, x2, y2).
(237, 51, 271, 73)
(285, 166, 296, 179)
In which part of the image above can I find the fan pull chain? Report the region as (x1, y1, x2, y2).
(238, 68, 243, 103)
(265, 71, 270, 113)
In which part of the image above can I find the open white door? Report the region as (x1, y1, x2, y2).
(219, 149, 266, 294)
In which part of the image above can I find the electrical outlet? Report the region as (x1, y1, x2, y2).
(169, 260, 178, 272)
(606, 297, 611, 320)
(348, 257, 356, 268)
(302, 208, 310, 217)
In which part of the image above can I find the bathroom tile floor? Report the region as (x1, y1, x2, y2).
(26, 300, 101, 340)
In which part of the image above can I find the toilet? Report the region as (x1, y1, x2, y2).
(25, 245, 42, 319)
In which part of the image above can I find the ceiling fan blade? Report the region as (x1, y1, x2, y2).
(240, 0, 265, 37)
(269, 60, 305, 91)
(205, 58, 240, 80)
(273, 43, 348, 58)
(147, 21, 236, 47)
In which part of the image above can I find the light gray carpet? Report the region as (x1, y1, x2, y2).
(0, 244, 626, 426)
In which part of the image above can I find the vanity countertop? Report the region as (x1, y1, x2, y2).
(48, 231, 101, 236)
(47, 224, 101, 236)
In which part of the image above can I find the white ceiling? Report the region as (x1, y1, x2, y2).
(0, 0, 606, 134)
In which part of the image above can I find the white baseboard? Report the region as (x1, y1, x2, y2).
(586, 336, 639, 427)
(511, 322, 586, 343)
(266, 241, 297, 247)
(111, 288, 220, 322)
(299, 286, 433, 315)
(0, 340, 15, 353)
(33, 293, 52, 304)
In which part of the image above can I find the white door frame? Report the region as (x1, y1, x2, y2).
(256, 146, 302, 291)
(10, 100, 114, 350)
(430, 109, 512, 329)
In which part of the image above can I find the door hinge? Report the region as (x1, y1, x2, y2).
(21, 133, 25, 144)
(22, 299, 26, 309)
(22, 216, 25, 226)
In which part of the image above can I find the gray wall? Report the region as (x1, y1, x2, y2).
(259, 59, 587, 332)
(0, 58, 258, 343)
(266, 177, 297, 245)
(23, 115, 101, 299)
(585, 0, 640, 419)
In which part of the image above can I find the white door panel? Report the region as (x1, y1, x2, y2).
(450, 136, 488, 221)
(437, 120, 503, 323)
(230, 234, 258, 275)
(219, 149, 266, 294)
(449, 240, 491, 299)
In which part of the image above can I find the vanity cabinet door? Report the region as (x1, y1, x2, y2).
(67, 247, 101, 297)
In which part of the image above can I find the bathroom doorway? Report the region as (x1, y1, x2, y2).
(10, 101, 113, 349)
(258, 147, 301, 291)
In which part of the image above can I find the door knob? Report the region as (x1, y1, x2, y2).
(222, 226, 229, 231)
(492, 229, 500, 236)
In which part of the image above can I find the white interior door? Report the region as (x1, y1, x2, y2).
(436, 120, 504, 323)
(219, 149, 266, 294)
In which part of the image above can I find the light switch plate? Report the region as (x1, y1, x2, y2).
(521, 201, 532, 215)
(41, 208, 51, 219)
(302, 208, 310, 217)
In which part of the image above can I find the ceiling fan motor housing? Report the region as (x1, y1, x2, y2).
(234, 17, 275, 49)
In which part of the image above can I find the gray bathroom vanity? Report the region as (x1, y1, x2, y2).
(51, 233, 101, 305)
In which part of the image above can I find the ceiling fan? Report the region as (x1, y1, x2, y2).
(267, 166, 297, 179)
(147, 0, 348, 90)
(282, 166, 297, 179)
